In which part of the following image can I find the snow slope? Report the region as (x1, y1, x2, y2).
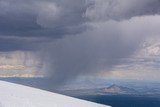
(0, 81, 111, 107)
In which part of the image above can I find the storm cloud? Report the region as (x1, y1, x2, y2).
(85, 0, 160, 21)
(0, 0, 160, 86)
(43, 15, 160, 85)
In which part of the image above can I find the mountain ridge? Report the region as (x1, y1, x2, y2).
(102, 84, 138, 95)
(60, 84, 139, 96)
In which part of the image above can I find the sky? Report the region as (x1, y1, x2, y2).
(0, 0, 160, 85)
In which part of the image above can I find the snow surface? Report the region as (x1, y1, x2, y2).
(0, 81, 111, 107)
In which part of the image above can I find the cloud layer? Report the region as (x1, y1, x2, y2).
(0, 0, 160, 86)
(43, 15, 160, 85)
(85, 0, 160, 21)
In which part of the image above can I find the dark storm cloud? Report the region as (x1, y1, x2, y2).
(85, 0, 160, 21)
(0, 0, 160, 87)
(0, 0, 87, 51)
(43, 25, 137, 85)
(43, 15, 160, 86)
(0, 0, 87, 39)
(0, 36, 48, 51)
(0, 0, 160, 40)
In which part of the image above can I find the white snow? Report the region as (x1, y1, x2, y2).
(0, 81, 111, 107)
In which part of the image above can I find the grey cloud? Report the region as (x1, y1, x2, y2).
(42, 15, 160, 86)
(0, 0, 87, 39)
(0, 36, 49, 51)
(0, 0, 160, 41)
(0, 0, 87, 51)
(0, 0, 160, 87)
(85, 0, 160, 21)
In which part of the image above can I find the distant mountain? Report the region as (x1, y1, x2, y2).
(102, 84, 138, 95)
(60, 84, 138, 96)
